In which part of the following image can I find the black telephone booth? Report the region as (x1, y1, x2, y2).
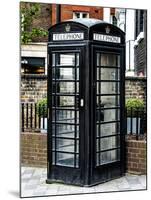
(47, 18, 125, 186)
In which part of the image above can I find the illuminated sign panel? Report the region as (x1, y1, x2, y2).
(53, 33, 84, 41)
(93, 33, 121, 43)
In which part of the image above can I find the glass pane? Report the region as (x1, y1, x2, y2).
(76, 68, 79, 80)
(76, 139, 79, 153)
(53, 68, 75, 80)
(56, 152, 74, 167)
(99, 82, 119, 94)
(76, 125, 79, 138)
(76, 54, 79, 66)
(96, 124, 100, 137)
(55, 110, 75, 124)
(56, 139, 75, 153)
(52, 152, 55, 164)
(76, 82, 79, 93)
(76, 154, 79, 168)
(101, 53, 117, 66)
(76, 111, 79, 124)
(100, 149, 120, 164)
(101, 122, 120, 136)
(55, 53, 76, 66)
(117, 55, 120, 67)
(97, 53, 100, 66)
(99, 95, 120, 107)
(52, 124, 75, 138)
(97, 109, 120, 123)
(101, 136, 120, 151)
(56, 96, 75, 107)
(100, 68, 120, 81)
(56, 82, 75, 94)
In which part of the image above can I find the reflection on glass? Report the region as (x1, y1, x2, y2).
(76, 154, 79, 168)
(97, 82, 119, 94)
(101, 54, 117, 66)
(57, 82, 75, 94)
(56, 96, 74, 107)
(101, 136, 120, 151)
(52, 124, 80, 138)
(52, 53, 79, 67)
(100, 68, 120, 81)
(101, 122, 120, 136)
(56, 139, 75, 152)
(56, 152, 74, 167)
(97, 53, 100, 66)
(97, 95, 120, 108)
(96, 109, 120, 122)
(96, 136, 119, 151)
(53, 110, 75, 124)
(100, 149, 120, 164)
(51, 52, 80, 168)
(52, 68, 79, 80)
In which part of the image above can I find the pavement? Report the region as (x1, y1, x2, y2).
(21, 166, 147, 197)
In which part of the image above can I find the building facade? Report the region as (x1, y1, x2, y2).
(134, 10, 147, 77)
(21, 3, 116, 75)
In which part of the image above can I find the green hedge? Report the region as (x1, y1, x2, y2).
(36, 98, 47, 117)
(126, 98, 144, 117)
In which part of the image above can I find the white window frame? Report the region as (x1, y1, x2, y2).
(73, 12, 89, 19)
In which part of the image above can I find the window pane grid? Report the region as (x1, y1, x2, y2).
(52, 52, 80, 168)
(96, 52, 121, 167)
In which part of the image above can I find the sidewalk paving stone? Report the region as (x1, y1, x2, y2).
(21, 166, 147, 198)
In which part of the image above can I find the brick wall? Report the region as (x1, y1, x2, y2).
(125, 76, 147, 103)
(21, 132, 47, 167)
(21, 75, 47, 103)
(21, 75, 147, 103)
(126, 137, 146, 174)
(21, 132, 147, 174)
(52, 4, 104, 25)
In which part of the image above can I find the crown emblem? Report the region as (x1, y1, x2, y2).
(105, 26, 110, 34)
(65, 24, 71, 32)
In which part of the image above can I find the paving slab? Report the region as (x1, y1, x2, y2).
(21, 166, 147, 197)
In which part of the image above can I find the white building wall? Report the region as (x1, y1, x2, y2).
(103, 8, 111, 23)
(115, 9, 135, 76)
(125, 9, 135, 76)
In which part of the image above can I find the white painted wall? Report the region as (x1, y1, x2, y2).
(115, 9, 135, 76)
(103, 8, 111, 23)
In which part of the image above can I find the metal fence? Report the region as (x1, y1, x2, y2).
(21, 103, 147, 138)
(125, 107, 147, 140)
(21, 103, 47, 133)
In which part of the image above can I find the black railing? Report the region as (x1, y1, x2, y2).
(21, 103, 47, 133)
(21, 103, 147, 139)
(126, 107, 147, 140)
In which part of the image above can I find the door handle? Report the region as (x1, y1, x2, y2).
(80, 99, 84, 107)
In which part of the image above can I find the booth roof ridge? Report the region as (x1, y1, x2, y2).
(66, 18, 110, 28)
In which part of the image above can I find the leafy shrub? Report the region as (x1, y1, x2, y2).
(126, 98, 144, 117)
(37, 98, 47, 117)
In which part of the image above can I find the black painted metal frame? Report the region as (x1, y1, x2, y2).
(47, 19, 125, 186)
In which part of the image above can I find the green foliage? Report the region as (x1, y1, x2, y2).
(21, 3, 48, 44)
(126, 98, 144, 117)
(37, 98, 47, 117)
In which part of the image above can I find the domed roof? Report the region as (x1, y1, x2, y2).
(67, 18, 110, 28)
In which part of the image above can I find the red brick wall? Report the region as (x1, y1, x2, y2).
(126, 138, 147, 174)
(21, 132, 147, 175)
(52, 4, 104, 25)
(21, 132, 47, 167)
